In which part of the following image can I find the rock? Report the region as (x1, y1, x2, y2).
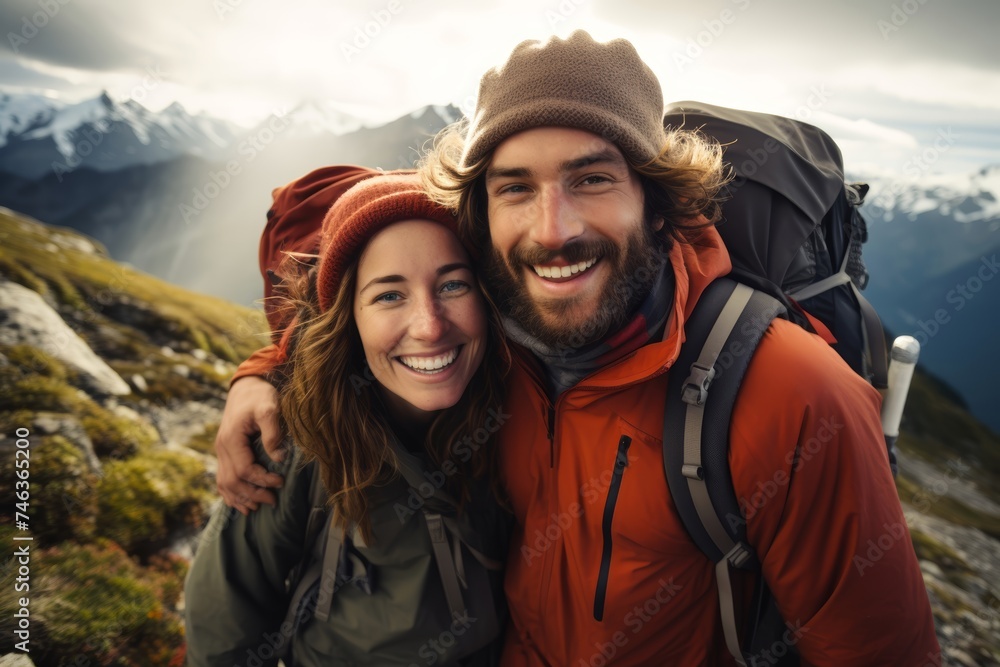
(946, 649, 977, 666)
(168, 530, 202, 562)
(130, 373, 148, 392)
(143, 399, 222, 448)
(0, 280, 131, 397)
(161, 346, 176, 357)
(213, 359, 230, 376)
(172, 364, 190, 378)
(905, 506, 1000, 663)
(50, 231, 99, 255)
(30, 412, 102, 475)
(103, 398, 146, 423)
(99, 297, 174, 335)
(43, 242, 59, 253)
(192, 348, 209, 361)
(0, 653, 36, 666)
(898, 450, 1000, 517)
(920, 559, 944, 579)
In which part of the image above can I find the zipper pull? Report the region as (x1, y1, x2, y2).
(615, 435, 632, 471)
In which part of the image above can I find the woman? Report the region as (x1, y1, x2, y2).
(184, 172, 511, 666)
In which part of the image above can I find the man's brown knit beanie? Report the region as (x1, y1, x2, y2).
(317, 172, 460, 312)
(461, 30, 667, 168)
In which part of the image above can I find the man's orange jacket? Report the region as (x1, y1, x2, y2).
(235, 223, 939, 666)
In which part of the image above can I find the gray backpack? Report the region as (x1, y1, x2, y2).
(660, 102, 894, 667)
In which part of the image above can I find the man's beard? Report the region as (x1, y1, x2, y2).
(484, 223, 664, 349)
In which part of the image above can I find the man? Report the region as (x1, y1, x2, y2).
(215, 31, 939, 665)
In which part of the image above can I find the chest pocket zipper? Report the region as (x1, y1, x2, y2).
(593, 435, 633, 621)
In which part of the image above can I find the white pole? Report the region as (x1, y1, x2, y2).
(881, 336, 920, 475)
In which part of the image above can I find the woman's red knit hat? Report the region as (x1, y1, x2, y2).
(317, 172, 460, 312)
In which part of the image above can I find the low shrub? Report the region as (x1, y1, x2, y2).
(97, 450, 214, 556)
(0, 539, 186, 666)
(0, 434, 98, 546)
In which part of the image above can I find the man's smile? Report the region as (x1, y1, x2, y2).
(531, 257, 598, 280)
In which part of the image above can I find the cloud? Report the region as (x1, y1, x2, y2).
(0, 0, 996, 175)
(0, 0, 183, 71)
(593, 0, 1000, 74)
(814, 112, 919, 148)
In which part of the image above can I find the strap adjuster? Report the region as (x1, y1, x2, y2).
(682, 464, 704, 481)
(724, 542, 753, 569)
(682, 362, 716, 406)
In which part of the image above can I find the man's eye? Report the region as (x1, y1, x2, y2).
(499, 184, 528, 195)
(580, 175, 609, 186)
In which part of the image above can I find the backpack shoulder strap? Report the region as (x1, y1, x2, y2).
(279, 461, 333, 657)
(663, 277, 786, 666)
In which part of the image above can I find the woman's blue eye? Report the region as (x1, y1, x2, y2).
(441, 280, 469, 293)
(374, 292, 401, 304)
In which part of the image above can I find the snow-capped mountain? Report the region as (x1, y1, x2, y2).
(0, 91, 464, 182)
(859, 165, 1000, 226)
(277, 99, 366, 139)
(0, 92, 60, 141)
(852, 166, 1000, 292)
(0, 91, 242, 179)
(847, 166, 1000, 433)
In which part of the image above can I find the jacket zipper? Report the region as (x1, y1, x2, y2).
(593, 435, 633, 621)
(547, 406, 556, 468)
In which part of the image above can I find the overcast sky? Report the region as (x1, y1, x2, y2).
(1, 0, 998, 176)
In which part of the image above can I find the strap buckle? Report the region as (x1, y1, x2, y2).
(682, 362, 716, 406)
(725, 542, 753, 569)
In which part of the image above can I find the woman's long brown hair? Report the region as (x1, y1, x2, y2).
(274, 249, 509, 541)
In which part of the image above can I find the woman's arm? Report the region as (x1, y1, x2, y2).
(184, 444, 311, 666)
